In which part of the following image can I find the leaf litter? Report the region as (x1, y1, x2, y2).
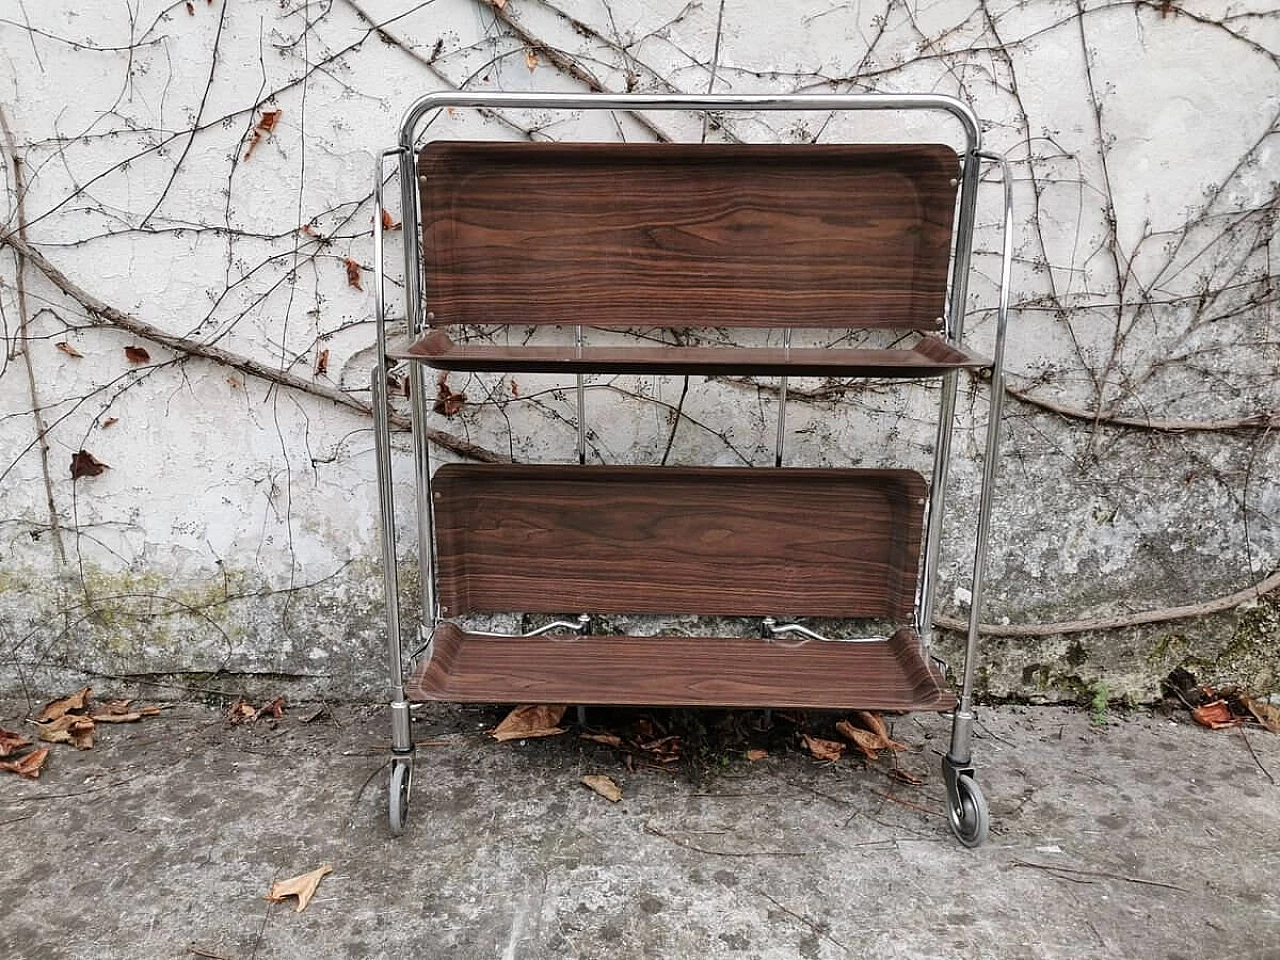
(1, 687, 162, 779)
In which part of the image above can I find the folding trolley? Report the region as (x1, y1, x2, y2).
(370, 92, 1013, 847)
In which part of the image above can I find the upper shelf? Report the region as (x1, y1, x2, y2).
(389, 330, 989, 378)
(417, 141, 959, 331)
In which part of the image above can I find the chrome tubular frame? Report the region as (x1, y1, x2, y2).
(373, 91, 1009, 829)
(948, 150, 1013, 767)
(372, 149, 413, 756)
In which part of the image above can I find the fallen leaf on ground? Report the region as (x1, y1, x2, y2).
(55, 342, 83, 358)
(1243, 696, 1280, 734)
(580, 732, 623, 748)
(635, 734, 681, 764)
(1192, 700, 1239, 730)
(0, 747, 49, 779)
(124, 345, 151, 364)
(226, 698, 285, 724)
(91, 701, 160, 724)
(746, 748, 768, 762)
(836, 720, 883, 760)
(856, 711, 891, 743)
(265, 864, 333, 913)
(581, 774, 622, 802)
(344, 257, 363, 291)
(70, 451, 109, 480)
(38, 714, 95, 749)
(491, 704, 567, 742)
(38, 687, 92, 723)
(801, 734, 845, 762)
(0, 728, 32, 758)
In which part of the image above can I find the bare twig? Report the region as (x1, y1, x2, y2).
(0, 104, 66, 562)
(1010, 858, 1188, 892)
(1237, 725, 1275, 786)
(643, 822, 804, 858)
(0, 232, 508, 464)
(935, 567, 1280, 637)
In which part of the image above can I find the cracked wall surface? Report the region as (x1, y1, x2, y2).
(0, 0, 1277, 701)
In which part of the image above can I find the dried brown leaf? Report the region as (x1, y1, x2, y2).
(55, 341, 83, 358)
(380, 208, 400, 231)
(524, 48, 539, 71)
(491, 704, 567, 742)
(226, 699, 257, 725)
(244, 108, 282, 161)
(314, 348, 329, 377)
(124, 345, 151, 364)
(1192, 700, 1239, 730)
(265, 863, 332, 913)
(836, 720, 882, 760)
(258, 697, 286, 720)
(1243, 696, 1280, 734)
(856, 711, 890, 743)
(101, 417, 119, 429)
(581, 774, 622, 802)
(434, 373, 466, 417)
(0, 746, 49, 779)
(0, 727, 32, 758)
(746, 748, 768, 762)
(344, 257, 363, 291)
(38, 714, 95, 749)
(801, 734, 845, 762)
(580, 732, 623, 748)
(70, 450, 108, 479)
(38, 686, 92, 722)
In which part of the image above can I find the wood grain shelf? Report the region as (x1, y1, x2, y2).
(391, 330, 989, 378)
(409, 623, 956, 711)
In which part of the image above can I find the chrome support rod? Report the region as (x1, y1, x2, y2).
(775, 330, 791, 468)
(374, 151, 413, 753)
(471, 614, 593, 639)
(575, 325, 587, 465)
(397, 147, 438, 631)
(761, 617, 886, 644)
(917, 148, 983, 644)
(399, 92, 981, 154)
(949, 151, 1013, 765)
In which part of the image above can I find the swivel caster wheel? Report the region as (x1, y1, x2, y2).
(946, 772, 989, 848)
(389, 757, 413, 836)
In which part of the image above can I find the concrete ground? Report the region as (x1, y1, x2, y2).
(0, 697, 1276, 960)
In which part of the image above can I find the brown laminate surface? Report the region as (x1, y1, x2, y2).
(432, 464, 926, 620)
(418, 141, 958, 330)
(409, 624, 955, 710)
(392, 330, 989, 376)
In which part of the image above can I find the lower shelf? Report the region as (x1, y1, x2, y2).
(409, 623, 956, 711)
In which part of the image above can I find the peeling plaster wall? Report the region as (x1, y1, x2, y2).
(0, 0, 1277, 701)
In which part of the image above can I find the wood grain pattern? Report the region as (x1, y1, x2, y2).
(432, 464, 926, 620)
(393, 330, 988, 376)
(410, 624, 955, 710)
(418, 142, 958, 330)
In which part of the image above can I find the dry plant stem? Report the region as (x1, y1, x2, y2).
(476, 0, 674, 143)
(0, 233, 507, 464)
(1005, 382, 1278, 433)
(936, 567, 1280, 638)
(0, 105, 66, 562)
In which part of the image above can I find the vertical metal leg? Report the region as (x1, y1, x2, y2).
(774, 330, 791, 468)
(575, 325, 587, 465)
(407, 363, 437, 627)
(917, 372, 959, 642)
(373, 369, 414, 756)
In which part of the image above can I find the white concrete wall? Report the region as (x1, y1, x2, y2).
(1, 0, 1277, 699)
